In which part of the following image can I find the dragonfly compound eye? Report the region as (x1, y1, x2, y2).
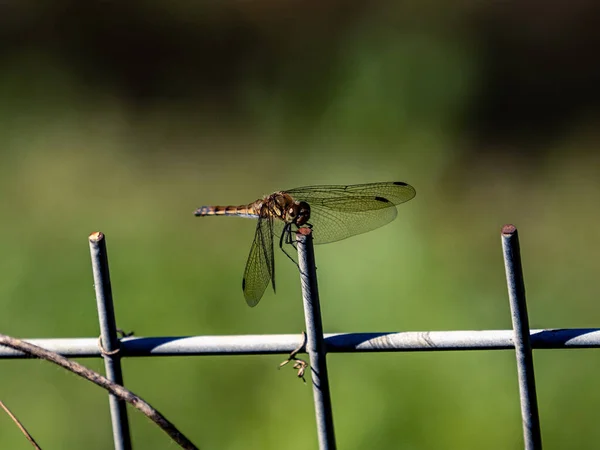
(295, 201, 311, 226)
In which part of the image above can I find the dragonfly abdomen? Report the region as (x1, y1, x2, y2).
(194, 204, 259, 218)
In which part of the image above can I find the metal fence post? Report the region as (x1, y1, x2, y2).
(502, 224, 542, 450)
(89, 232, 132, 450)
(296, 229, 337, 450)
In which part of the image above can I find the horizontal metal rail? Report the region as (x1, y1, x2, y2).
(1, 328, 599, 359)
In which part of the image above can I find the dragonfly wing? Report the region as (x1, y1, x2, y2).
(242, 216, 275, 307)
(286, 181, 416, 210)
(285, 181, 415, 244)
(307, 205, 398, 244)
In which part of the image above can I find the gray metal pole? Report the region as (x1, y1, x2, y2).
(3, 328, 600, 359)
(296, 229, 337, 450)
(501, 224, 542, 450)
(89, 232, 132, 450)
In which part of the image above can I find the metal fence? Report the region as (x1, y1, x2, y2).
(3, 224, 598, 450)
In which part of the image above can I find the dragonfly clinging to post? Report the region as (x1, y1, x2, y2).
(194, 181, 416, 306)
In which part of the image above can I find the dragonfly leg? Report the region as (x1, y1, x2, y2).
(278, 331, 308, 383)
(279, 224, 300, 269)
(279, 224, 312, 278)
(285, 228, 298, 249)
(287, 223, 312, 249)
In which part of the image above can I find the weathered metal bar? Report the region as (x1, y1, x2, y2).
(502, 224, 542, 450)
(1, 328, 599, 359)
(0, 328, 600, 359)
(89, 232, 132, 450)
(296, 229, 337, 450)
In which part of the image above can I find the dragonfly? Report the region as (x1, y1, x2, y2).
(194, 181, 416, 306)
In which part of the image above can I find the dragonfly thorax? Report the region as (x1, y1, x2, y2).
(264, 193, 311, 227)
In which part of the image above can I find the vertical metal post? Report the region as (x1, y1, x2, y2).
(89, 232, 132, 450)
(501, 224, 542, 450)
(296, 229, 337, 450)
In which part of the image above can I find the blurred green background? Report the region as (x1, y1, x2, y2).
(1, 1, 599, 449)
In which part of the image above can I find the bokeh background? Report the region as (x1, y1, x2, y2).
(1, 1, 599, 449)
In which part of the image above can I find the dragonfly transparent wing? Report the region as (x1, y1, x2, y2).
(285, 181, 416, 244)
(242, 214, 275, 307)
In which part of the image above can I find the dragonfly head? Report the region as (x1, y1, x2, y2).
(288, 201, 311, 226)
